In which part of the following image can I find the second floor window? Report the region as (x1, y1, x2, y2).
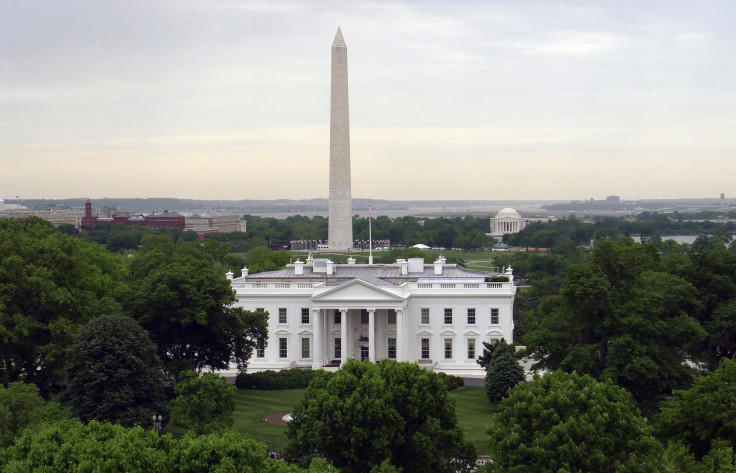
(467, 308, 476, 325)
(444, 308, 453, 325)
(301, 308, 310, 324)
(278, 308, 287, 324)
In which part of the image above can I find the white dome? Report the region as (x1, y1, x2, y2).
(495, 208, 521, 219)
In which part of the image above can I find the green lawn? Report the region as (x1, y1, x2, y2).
(233, 386, 495, 455)
(232, 388, 305, 452)
(451, 386, 497, 455)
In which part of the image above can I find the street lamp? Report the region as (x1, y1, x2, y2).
(152, 414, 163, 433)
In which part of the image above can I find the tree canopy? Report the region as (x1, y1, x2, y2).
(0, 382, 44, 448)
(486, 370, 663, 473)
(285, 360, 476, 473)
(656, 357, 736, 460)
(124, 236, 268, 374)
(523, 239, 704, 412)
(0, 419, 337, 473)
(477, 340, 525, 402)
(0, 217, 128, 393)
(64, 313, 166, 426)
(169, 371, 235, 435)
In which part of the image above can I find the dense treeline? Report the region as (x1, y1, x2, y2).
(3, 214, 736, 472)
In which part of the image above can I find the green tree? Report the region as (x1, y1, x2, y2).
(655, 358, 736, 460)
(486, 370, 664, 473)
(479, 340, 526, 402)
(0, 217, 128, 393)
(0, 419, 333, 472)
(285, 360, 476, 473)
(0, 382, 44, 448)
(169, 371, 236, 435)
(523, 240, 704, 412)
(64, 313, 166, 427)
(125, 238, 267, 374)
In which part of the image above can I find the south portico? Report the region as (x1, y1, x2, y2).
(309, 278, 407, 369)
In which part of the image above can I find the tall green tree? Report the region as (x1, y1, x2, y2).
(523, 240, 704, 412)
(477, 340, 525, 402)
(0, 217, 128, 393)
(0, 382, 44, 448)
(64, 313, 166, 427)
(486, 370, 664, 473)
(285, 360, 476, 473)
(655, 357, 736, 460)
(169, 371, 235, 435)
(125, 237, 267, 374)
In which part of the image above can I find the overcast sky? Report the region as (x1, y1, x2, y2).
(2, 1, 735, 201)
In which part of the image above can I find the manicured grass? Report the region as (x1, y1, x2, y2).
(232, 388, 305, 451)
(233, 385, 495, 455)
(451, 386, 497, 455)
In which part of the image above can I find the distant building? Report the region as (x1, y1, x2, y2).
(606, 195, 621, 205)
(0, 200, 83, 227)
(81, 199, 185, 230)
(489, 208, 528, 237)
(181, 210, 246, 235)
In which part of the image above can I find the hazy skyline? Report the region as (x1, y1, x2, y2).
(2, 1, 735, 201)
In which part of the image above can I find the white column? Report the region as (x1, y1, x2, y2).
(312, 308, 323, 370)
(368, 308, 376, 362)
(396, 308, 404, 361)
(340, 309, 348, 366)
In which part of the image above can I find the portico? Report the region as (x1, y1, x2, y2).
(309, 278, 408, 368)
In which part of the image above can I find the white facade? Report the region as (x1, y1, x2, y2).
(227, 256, 516, 378)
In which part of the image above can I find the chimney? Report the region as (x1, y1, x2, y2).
(326, 259, 335, 275)
(294, 259, 304, 275)
(241, 266, 249, 277)
(434, 257, 443, 275)
(397, 259, 408, 275)
(226, 270, 234, 280)
(347, 257, 356, 265)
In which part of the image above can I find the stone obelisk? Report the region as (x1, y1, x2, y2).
(328, 27, 353, 252)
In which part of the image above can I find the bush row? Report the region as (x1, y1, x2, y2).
(235, 369, 328, 390)
(436, 372, 465, 391)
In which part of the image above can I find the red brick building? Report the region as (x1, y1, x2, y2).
(81, 199, 185, 230)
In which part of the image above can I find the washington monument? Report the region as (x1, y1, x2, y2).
(327, 27, 353, 252)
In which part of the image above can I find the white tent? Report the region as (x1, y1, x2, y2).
(411, 244, 431, 250)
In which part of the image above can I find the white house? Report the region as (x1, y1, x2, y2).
(226, 255, 516, 378)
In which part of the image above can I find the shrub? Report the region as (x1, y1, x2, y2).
(235, 369, 331, 390)
(436, 372, 465, 391)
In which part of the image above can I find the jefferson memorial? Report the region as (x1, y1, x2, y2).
(489, 208, 528, 237)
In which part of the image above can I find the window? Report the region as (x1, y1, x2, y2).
(278, 308, 287, 324)
(334, 338, 341, 359)
(334, 310, 341, 324)
(256, 307, 264, 313)
(387, 338, 396, 359)
(279, 338, 287, 358)
(421, 338, 430, 359)
(361, 309, 369, 324)
(301, 338, 310, 359)
(421, 308, 430, 325)
(256, 338, 265, 358)
(467, 308, 476, 325)
(490, 308, 499, 325)
(467, 339, 476, 360)
(387, 309, 396, 325)
(444, 308, 453, 325)
(444, 338, 453, 359)
(301, 308, 310, 324)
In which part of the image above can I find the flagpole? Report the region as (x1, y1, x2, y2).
(368, 201, 373, 265)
